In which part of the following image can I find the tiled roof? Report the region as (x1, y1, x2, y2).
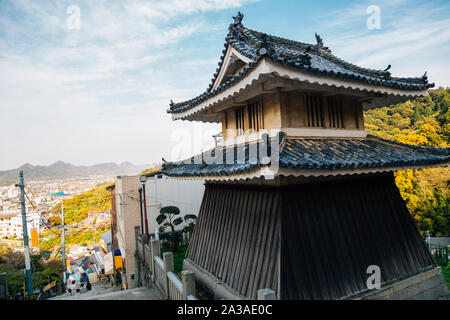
(158, 133, 449, 178)
(168, 12, 434, 114)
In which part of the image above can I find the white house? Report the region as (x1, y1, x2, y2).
(142, 174, 205, 234)
(0, 212, 40, 239)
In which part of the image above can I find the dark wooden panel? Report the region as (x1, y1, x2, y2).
(280, 173, 435, 300)
(188, 173, 435, 300)
(187, 184, 280, 299)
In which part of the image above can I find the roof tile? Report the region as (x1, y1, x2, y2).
(169, 14, 433, 114)
(159, 134, 449, 178)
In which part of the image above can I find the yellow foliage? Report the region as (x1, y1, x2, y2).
(395, 134, 428, 146)
(419, 123, 436, 136)
(366, 88, 450, 236)
(140, 165, 162, 175)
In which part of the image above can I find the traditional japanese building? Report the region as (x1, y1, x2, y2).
(161, 13, 450, 300)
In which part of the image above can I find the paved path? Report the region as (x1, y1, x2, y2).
(88, 286, 162, 300)
(49, 284, 162, 300)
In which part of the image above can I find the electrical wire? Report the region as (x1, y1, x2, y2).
(108, 188, 201, 207)
(24, 191, 61, 237)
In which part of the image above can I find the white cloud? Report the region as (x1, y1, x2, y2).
(125, 0, 259, 20)
(307, 0, 450, 86)
(1, 0, 448, 171)
(0, 0, 240, 169)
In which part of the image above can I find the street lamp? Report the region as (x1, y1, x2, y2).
(139, 175, 149, 236)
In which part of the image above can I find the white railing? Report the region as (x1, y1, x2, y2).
(138, 233, 276, 300)
(167, 271, 183, 300)
(154, 256, 166, 293)
(144, 243, 151, 272)
(136, 236, 198, 300)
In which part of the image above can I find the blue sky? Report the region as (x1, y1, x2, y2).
(0, 0, 449, 170)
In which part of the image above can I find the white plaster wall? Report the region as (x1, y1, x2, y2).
(144, 175, 205, 233)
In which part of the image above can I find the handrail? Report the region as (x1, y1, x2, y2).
(154, 256, 164, 269)
(137, 239, 199, 300)
(167, 271, 183, 300)
(167, 271, 183, 292)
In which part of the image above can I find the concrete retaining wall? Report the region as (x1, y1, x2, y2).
(185, 258, 449, 300)
(183, 258, 246, 300)
(361, 267, 449, 300)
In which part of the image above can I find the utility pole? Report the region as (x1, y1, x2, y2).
(15, 170, 33, 299)
(48, 191, 69, 295)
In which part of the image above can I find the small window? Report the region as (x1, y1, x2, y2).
(327, 98, 344, 128)
(305, 95, 324, 127)
(248, 100, 264, 133)
(235, 107, 245, 136)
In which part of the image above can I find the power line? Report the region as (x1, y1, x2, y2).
(24, 191, 60, 237)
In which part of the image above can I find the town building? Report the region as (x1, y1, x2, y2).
(0, 212, 40, 239)
(159, 13, 450, 299)
(107, 176, 141, 290)
(106, 184, 118, 253)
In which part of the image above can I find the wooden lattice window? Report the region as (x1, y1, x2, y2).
(235, 107, 245, 136)
(248, 99, 264, 133)
(327, 98, 344, 128)
(305, 95, 324, 127)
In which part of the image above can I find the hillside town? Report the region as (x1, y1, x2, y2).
(0, 175, 114, 216)
(0, 175, 113, 246)
(0, 2, 450, 312)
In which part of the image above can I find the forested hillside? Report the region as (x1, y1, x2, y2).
(365, 87, 449, 237)
(49, 184, 111, 225)
(0, 244, 63, 298)
(41, 184, 112, 251)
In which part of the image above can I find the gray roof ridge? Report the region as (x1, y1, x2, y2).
(367, 134, 450, 156)
(237, 24, 430, 85)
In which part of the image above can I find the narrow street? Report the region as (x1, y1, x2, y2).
(49, 283, 162, 300)
(87, 286, 162, 300)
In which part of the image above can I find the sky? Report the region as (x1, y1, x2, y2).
(0, 0, 449, 170)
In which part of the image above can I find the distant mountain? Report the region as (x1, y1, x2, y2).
(0, 161, 150, 186)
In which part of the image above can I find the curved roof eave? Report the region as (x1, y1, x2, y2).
(171, 58, 430, 121)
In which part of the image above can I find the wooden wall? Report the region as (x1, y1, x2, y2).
(221, 91, 364, 140)
(281, 173, 435, 299)
(186, 183, 281, 299)
(187, 173, 436, 300)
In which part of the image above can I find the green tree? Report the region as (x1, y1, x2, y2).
(157, 206, 183, 232)
(156, 207, 198, 251)
(365, 87, 450, 237)
(48, 216, 62, 227)
(183, 214, 197, 233)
